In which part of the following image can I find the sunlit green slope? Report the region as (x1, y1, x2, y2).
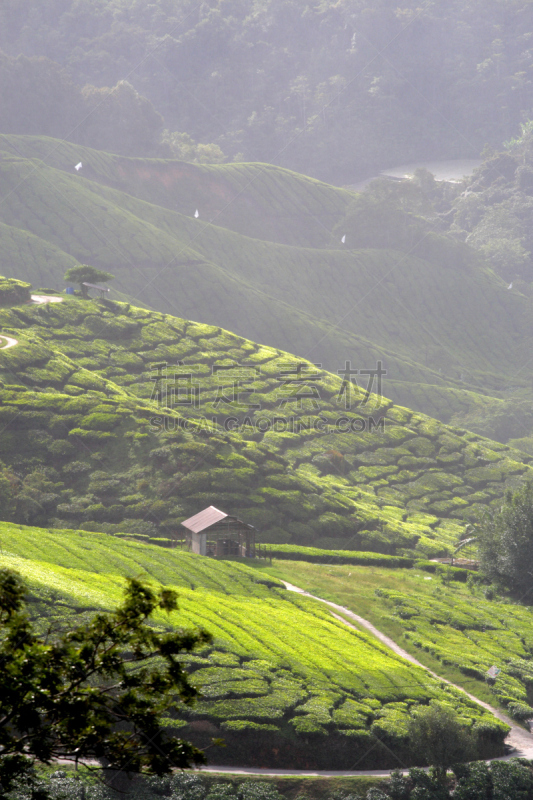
(0, 220, 78, 283)
(0, 145, 438, 396)
(0, 135, 532, 432)
(270, 559, 533, 725)
(0, 287, 531, 557)
(0, 522, 509, 769)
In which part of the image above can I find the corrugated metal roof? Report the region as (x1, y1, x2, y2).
(181, 506, 228, 533)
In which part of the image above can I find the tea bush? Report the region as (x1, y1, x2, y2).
(0, 295, 531, 556)
(0, 522, 509, 769)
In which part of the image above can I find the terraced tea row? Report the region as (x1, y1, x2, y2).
(1, 134, 532, 434)
(0, 135, 351, 249)
(0, 292, 530, 554)
(0, 523, 509, 769)
(270, 560, 533, 724)
(0, 523, 280, 596)
(375, 585, 533, 720)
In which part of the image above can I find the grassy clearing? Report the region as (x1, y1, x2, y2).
(265, 559, 533, 721)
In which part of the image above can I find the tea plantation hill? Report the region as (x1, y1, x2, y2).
(0, 281, 532, 558)
(0, 521, 510, 770)
(0, 135, 350, 248)
(1, 135, 533, 436)
(269, 557, 533, 728)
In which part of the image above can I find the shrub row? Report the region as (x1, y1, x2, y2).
(263, 543, 414, 567)
(373, 576, 533, 720)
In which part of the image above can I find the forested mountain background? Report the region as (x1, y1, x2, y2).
(1, 0, 533, 182)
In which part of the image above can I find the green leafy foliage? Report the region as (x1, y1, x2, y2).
(0, 2, 531, 182)
(261, 544, 414, 567)
(0, 569, 210, 794)
(0, 276, 31, 306)
(7, 772, 293, 800)
(478, 481, 533, 596)
(0, 50, 164, 158)
(407, 704, 475, 783)
(272, 559, 533, 722)
(2, 134, 533, 441)
(63, 265, 115, 297)
(367, 761, 533, 800)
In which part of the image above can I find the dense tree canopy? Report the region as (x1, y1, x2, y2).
(64, 265, 115, 297)
(407, 704, 475, 784)
(1, 0, 533, 180)
(333, 130, 533, 285)
(478, 482, 533, 597)
(367, 761, 533, 800)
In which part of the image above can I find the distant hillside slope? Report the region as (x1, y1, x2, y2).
(0, 135, 351, 248)
(0, 522, 509, 769)
(0, 286, 531, 557)
(0, 135, 532, 433)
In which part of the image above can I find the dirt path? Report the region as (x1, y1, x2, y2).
(281, 581, 533, 760)
(196, 765, 399, 777)
(67, 581, 533, 778)
(0, 335, 18, 349)
(30, 294, 63, 304)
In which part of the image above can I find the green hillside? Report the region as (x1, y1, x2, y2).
(0, 135, 351, 248)
(0, 285, 531, 558)
(0, 522, 509, 769)
(269, 559, 533, 725)
(1, 135, 533, 436)
(4, 4, 533, 785)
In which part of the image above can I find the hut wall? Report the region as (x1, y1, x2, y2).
(191, 532, 207, 556)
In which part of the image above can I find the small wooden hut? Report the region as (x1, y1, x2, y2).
(181, 506, 256, 558)
(82, 282, 110, 299)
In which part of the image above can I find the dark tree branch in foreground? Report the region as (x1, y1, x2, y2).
(0, 569, 212, 794)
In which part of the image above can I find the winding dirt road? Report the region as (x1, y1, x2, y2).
(30, 294, 64, 305)
(66, 585, 533, 779)
(3, 286, 530, 777)
(281, 581, 533, 760)
(0, 335, 18, 349)
(196, 582, 533, 777)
